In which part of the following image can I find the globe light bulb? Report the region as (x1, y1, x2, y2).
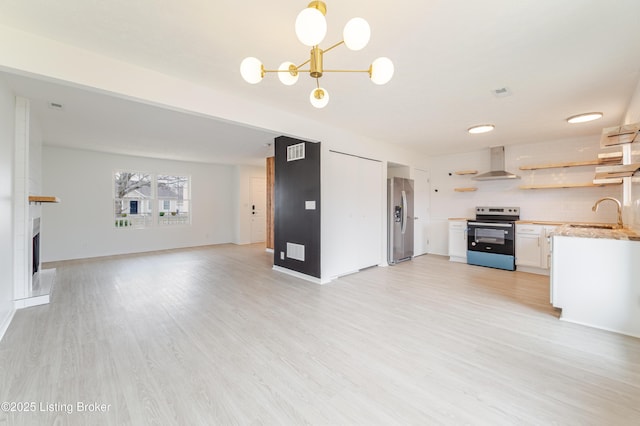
(240, 57, 263, 84)
(295, 7, 327, 46)
(370, 57, 394, 85)
(278, 62, 299, 86)
(309, 87, 330, 108)
(343, 17, 370, 51)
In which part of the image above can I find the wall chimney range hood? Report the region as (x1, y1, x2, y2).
(473, 146, 520, 181)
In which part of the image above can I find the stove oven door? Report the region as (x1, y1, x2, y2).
(467, 221, 515, 270)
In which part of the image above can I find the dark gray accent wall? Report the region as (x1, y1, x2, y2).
(273, 136, 321, 278)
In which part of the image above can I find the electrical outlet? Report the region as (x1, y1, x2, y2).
(280, 251, 285, 260)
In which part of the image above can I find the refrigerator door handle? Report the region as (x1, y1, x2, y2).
(401, 190, 407, 234)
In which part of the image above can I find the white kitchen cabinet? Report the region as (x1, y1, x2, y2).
(515, 224, 557, 275)
(448, 220, 467, 262)
(551, 235, 640, 338)
(541, 226, 557, 269)
(515, 225, 542, 267)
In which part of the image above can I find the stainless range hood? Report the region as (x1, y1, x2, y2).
(473, 146, 520, 181)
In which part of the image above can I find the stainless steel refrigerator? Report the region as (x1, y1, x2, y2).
(387, 177, 414, 264)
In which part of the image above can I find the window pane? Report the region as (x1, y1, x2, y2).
(114, 172, 152, 229)
(114, 172, 151, 200)
(157, 175, 190, 225)
(157, 175, 188, 199)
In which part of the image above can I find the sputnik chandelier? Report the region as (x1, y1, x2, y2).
(240, 1, 394, 108)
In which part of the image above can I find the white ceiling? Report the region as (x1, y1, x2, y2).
(1, 0, 640, 165)
(2, 73, 279, 165)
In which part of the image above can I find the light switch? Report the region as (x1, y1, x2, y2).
(305, 200, 316, 210)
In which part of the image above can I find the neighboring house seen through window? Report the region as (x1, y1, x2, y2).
(157, 175, 190, 226)
(114, 171, 152, 228)
(113, 171, 191, 228)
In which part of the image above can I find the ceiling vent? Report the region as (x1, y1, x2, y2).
(492, 87, 512, 98)
(48, 101, 64, 111)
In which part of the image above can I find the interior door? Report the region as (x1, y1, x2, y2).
(250, 177, 266, 243)
(413, 168, 430, 256)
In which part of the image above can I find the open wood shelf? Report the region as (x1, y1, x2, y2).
(454, 187, 478, 192)
(519, 181, 622, 190)
(519, 156, 622, 171)
(29, 196, 60, 204)
(454, 170, 478, 175)
(594, 163, 640, 179)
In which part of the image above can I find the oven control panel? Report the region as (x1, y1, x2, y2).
(476, 206, 520, 216)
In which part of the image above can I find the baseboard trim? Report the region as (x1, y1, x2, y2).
(559, 317, 640, 339)
(14, 294, 50, 309)
(0, 307, 16, 342)
(516, 265, 550, 276)
(272, 265, 330, 285)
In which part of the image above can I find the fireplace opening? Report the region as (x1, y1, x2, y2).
(31, 217, 41, 289)
(32, 232, 40, 276)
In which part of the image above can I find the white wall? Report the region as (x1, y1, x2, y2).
(624, 77, 640, 233)
(624, 76, 640, 125)
(0, 77, 15, 339)
(41, 146, 236, 261)
(28, 110, 43, 288)
(427, 136, 623, 255)
(233, 164, 266, 245)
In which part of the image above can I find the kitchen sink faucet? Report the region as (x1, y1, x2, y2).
(592, 197, 623, 229)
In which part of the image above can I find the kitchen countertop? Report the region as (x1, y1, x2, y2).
(517, 220, 567, 226)
(553, 224, 640, 241)
(516, 220, 617, 227)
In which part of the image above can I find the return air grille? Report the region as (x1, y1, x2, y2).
(286, 242, 305, 261)
(287, 143, 305, 161)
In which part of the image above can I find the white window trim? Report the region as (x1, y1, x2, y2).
(113, 170, 192, 229)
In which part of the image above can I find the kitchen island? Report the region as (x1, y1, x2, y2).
(551, 224, 640, 338)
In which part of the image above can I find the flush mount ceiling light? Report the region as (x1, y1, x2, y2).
(467, 124, 495, 134)
(240, 1, 394, 108)
(566, 112, 603, 124)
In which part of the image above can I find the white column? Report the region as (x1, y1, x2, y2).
(13, 97, 29, 301)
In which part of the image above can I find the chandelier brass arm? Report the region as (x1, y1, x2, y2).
(239, 1, 393, 108)
(322, 40, 345, 54)
(263, 69, 370, 74)
(321, 69, 371, 73)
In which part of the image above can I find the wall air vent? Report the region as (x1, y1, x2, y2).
(287, 143, 305, 161)
(286, 242, 305, 261)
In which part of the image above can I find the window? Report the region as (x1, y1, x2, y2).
(114, 172, 152, 228)
(157, 175, 190, 225)
(113, 171, 191, 228)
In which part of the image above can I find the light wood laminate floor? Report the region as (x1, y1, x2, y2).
(1, 244, 639, 425)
